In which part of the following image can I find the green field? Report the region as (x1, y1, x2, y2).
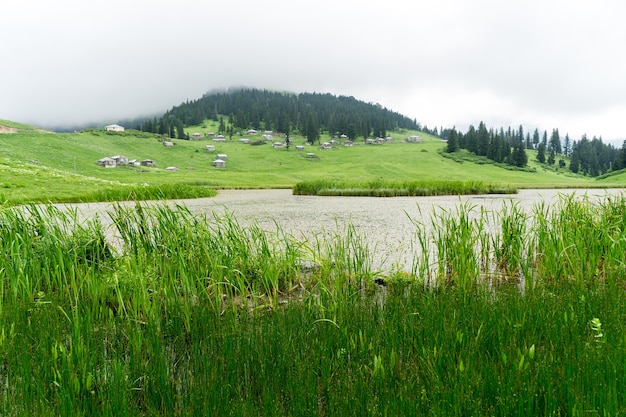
(1, 119, 622, 204)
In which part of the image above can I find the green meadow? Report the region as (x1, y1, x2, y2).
(2, 118, 622, 204)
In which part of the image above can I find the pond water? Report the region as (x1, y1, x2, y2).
(70, 187, 625, 272)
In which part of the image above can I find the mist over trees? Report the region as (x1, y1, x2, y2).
(136, 88, 419, 143)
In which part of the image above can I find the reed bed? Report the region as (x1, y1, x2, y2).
(0, 194, 625, 415)
(7, 183, 218, 205)
(293, 178, 517, 197)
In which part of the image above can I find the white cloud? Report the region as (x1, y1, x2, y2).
(1, 0, 625, 142)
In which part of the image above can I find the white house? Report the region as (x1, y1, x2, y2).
(104, 124, 124, 132)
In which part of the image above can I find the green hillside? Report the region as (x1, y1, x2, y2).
(1, 117, 620, 204)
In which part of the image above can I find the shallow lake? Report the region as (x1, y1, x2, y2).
(71, 187, 625, 272)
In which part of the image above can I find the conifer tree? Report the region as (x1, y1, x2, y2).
(549, 128, 562, 155)
(446, 129, 459, 152)
(537, 143, 546, 163)
(532, 128, 540, 149)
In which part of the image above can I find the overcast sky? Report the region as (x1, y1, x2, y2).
(2, 0, 625, 143)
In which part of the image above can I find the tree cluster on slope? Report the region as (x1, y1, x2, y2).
(445, 122, 528, 168)
(533, 128, 625, 176)
(136, 88, 420, 143)
(445, 122, 626, 176)
(569, 136, 626, 176)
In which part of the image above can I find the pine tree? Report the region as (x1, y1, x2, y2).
(477, 122, 490, 156)
(537, 143, 546, 163)
(513, 140, 528, 167)
(446, 129, 459, 152)
(175, 119, 186, 139)
(532, 128, 540, 149)
(304, 113, 320, 144)
(569, 150, 580, 173)
(549, 129, 562, 155)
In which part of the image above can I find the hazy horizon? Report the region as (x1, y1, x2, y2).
(3, 0, 626, 144)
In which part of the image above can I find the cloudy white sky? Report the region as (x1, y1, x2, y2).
(2, 0, 625, 142)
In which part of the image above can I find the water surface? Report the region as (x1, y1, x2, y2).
(69, 188, 624, 271)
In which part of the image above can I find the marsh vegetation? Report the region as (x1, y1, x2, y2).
(0, 191, 625, 415)
(293, 179, 517, 197)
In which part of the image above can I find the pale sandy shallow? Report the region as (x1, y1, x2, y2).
(66, 188, 625, 271)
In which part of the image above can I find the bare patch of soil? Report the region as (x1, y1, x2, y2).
(0, 124, 18, 134)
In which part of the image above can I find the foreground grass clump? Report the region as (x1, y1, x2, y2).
(0, 195, 625, 415)
(293, 178, 517, 196)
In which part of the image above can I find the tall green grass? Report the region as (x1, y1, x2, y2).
(293, 178, 517, 196)
(0, 194, 625, 415)
(409, 193, 626, 289)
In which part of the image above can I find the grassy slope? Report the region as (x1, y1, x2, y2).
(0, 119, 622, 203)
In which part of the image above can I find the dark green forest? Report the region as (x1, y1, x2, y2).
(137, 88, 419, 142)
(443, 124, 626, 176)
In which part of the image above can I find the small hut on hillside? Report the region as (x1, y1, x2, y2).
(104, 124, 124, 132)
(111, 155, 128, 165)
(97, 157, 116, 168)
(141, 159, 156, 167)
(406, 135, 422, 143)
(212, 159, 226, 168)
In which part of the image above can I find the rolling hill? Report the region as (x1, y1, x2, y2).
(1, 115, 622, 204)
